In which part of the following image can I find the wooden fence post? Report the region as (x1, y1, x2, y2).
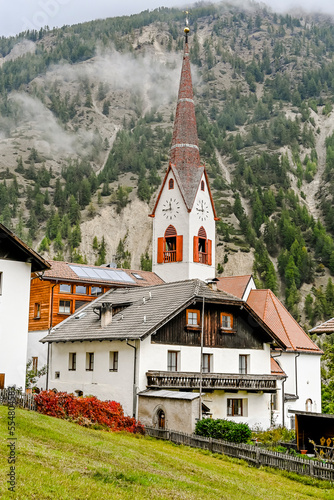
(309, 460, 314, 477)
(256, 446, 261, 467)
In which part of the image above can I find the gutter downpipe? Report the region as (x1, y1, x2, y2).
(199, 295, 205, 421)
(295, 352, 300, 399)
(126, 340, 137, 418)
(282, 376, 287, 428)
(271, 350, 283, 426)
(46, 281, 57, 391)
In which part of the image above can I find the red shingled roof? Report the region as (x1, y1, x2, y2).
(271, 357, 286, 376)
(42, 260, 164, 287)
(310, 317, 334, 335)
(217, 275, 252, 299)
(247, 289, 321, 353)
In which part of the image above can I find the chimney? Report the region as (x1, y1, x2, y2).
(206, 278, 219, 292)
(101, 302, 113, 328)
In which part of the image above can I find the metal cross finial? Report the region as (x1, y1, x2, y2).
(184, 10, 190, 42)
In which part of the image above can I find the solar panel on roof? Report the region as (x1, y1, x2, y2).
(69, 266, 89, 277)
(85, 268, 100, 278)
(95, 269, 111, 279)
(69, 265, 134, 283)
(105, 270, 122, 280)
(117, 272, 135, 283)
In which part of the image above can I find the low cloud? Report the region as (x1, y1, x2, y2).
(10, 93, 90, 156)
(48, 46, 185, 112)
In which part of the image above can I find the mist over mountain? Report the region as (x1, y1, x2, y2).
(2, 2, 334, 329)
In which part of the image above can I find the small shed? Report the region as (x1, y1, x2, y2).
(138, 390, 201, 434)
(289, 410, 334, 452)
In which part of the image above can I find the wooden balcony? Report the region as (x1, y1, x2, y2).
(146, 371, 279, 393)
(163, 250, 176, 263)
(198, 252, 208, 264)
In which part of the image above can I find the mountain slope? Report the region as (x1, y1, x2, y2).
(1, 2, 334, 326)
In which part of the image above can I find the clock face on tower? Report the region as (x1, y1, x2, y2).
(195, 199, 210, 221)
(162, 197, 181, 220)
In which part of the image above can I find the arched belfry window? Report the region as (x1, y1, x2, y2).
(201, 180, 205, 191)
(305, 398, 313, 412)
(194, 226, 212, 265)
(169, 178, 174, 190)
(157, 225, 183, 264)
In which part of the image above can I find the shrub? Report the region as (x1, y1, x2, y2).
(195, 418, 251, 444)
(34, 391, 144, 434)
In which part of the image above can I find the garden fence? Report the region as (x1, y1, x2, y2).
(0, 389, 36, 411)
(145, 427, 334, 482)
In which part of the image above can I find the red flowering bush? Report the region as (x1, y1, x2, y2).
(34, 391, 145, 434)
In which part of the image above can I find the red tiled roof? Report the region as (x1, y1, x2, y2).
(42, 260, 164, 287)
(247, 289, 322, 354)
(271, 357, 286, 376)
(310, 317, 334, 334)
(217, 275, 252, 299)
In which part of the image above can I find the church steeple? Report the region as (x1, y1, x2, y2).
(170, 32, 201, 173)
(150, 17, 217, 283)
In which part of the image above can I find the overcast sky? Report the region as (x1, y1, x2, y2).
(1, 0, 334, 38)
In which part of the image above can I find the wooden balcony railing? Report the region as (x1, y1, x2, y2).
(199, 252, 208, 264)
(163, 250, 176, 263)
(146, 371, 279, 392)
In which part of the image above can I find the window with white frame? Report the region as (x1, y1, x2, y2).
(239, 355, 249, 375)
(69, 352, 76, 371)
(202, 353, 212, 373)
(227, 399, 244, 416)
(109, 351, 118, 372)
(167, 351, 179, 371)
(271, 393, 278, 411)
(221, 312, 233, 330)
(86, 352, 94, 371)
(32, 357, 38, 374)
(59, 300, 71, 314)
(186, 309, 200, 327)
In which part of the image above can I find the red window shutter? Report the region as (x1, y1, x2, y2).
(193, 236, 199, 263)
(208, 239, 212, 266)
(176, 235, 183, 262)
(157, 237, 164, 264)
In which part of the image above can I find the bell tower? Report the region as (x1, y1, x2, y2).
(150, 16, 218, 283)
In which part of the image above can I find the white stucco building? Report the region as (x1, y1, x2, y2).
(0, 223, 50, 389)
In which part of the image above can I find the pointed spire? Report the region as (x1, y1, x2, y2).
(170, 40, 200, 169)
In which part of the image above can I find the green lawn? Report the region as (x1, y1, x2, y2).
(0, 406, 333, 499)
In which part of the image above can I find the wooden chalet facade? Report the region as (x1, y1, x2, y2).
(28, 260, 164, 388)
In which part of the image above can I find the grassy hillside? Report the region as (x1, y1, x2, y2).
(0, 407, 333, 499)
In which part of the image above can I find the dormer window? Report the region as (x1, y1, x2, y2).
(157, 225, 183, 264)
(201, 180, 205, 191)
(193, 227, 212, 265)
(169, 178, 174, 190)
(221, 312, 234, 331)
(186, 309, 200, 328)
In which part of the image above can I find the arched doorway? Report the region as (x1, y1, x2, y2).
(157, 409, 165, 429)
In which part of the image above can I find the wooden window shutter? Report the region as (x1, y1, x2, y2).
(208, 239, 212, 266)
(0, 373, 4, 389)
(193, 236, 199, 263)
(176, 235, 183, 262)
(157, 237, 164, 263)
